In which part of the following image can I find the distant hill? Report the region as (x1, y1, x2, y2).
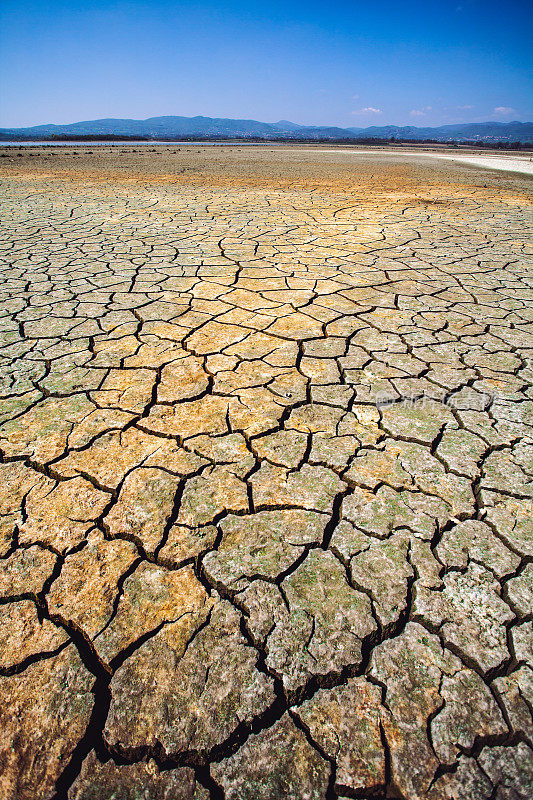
(1, 115, 532, 143)
(347, 121, 533, 142)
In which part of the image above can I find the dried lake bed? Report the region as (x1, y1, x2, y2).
(0, 145, 532, 799)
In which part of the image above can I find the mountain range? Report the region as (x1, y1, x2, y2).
(1, 116, 532, 142)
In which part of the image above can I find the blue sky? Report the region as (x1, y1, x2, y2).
(0, 0, 531, 128)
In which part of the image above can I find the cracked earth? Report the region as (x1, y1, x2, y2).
(0, 146, 532, 799)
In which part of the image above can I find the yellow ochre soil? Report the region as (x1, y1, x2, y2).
(0, 146, 532, 800)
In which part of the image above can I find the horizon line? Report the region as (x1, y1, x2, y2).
(1, 115, 531, 131)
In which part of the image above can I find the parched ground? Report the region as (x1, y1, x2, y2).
(0, 146, 532, 800)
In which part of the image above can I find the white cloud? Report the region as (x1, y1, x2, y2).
(351, 107, 382, 115)
(410, 106, 432, 117)
(457, 104, 474, 110)
(493, 106, 515, 115)
(352, 94, 360, 100)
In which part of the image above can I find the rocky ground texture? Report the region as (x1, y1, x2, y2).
(0, 148, 532, 799)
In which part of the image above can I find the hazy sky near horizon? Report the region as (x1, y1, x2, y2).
(1, 0, 531, 128)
